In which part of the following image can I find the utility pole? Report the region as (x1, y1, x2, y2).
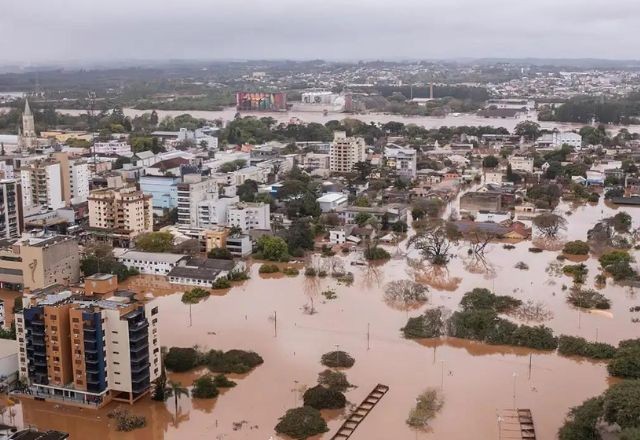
(273, 311, 277, 337)
(367, 323, 370, 350)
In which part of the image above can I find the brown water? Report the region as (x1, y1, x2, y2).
(12, 198, 640, 439)
(51, 107, 640, 134)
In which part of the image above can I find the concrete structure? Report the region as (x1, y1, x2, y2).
(138, 175, 179, 214)
(227, 202, 270, 232)
(92, 141, 132, 156)
(536, 132, 582, 149)
(0, 338, 18, 386)
(485, 171, 504, 185)
(460, 192, 502, 214)
(304, 153, 330, 171)
(225, 234, 252, 257)
(0, 180, 23, 239)
(20, 160, 64, 211)
(384, 145, 417, 179)
(88, 186, 153, 241)
(329, 131, 366, 173)
(114, 249, 187, 276)
(16, 290, 161, 407)
(509, 156, 534, 173)
(317, 193, 348, 213)
(52, 153, 90, 205)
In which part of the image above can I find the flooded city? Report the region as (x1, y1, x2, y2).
(5, 197, 637, 439)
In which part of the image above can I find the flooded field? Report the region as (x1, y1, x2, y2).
(11, 198, 640, 439)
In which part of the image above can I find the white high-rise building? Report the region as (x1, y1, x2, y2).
(20, 160, 64, 210)
(176, 175, 220, 228)
(384, 145, 417, 179)
(329, 131, 366, 173)
(227, 202, 270, 232)
(0, 179, 22, 239)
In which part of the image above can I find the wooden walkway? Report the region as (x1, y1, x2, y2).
(497, 409, 536, 439)
(330, 384, 389, 440)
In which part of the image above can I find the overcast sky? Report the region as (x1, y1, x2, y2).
(3, 0, 640, 64)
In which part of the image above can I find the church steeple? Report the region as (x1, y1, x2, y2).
(24, 98, 32, 116)
(21, 98, 37, 150)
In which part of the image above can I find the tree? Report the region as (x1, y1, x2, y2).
(237, 179, 258, 202)
(275, 407, 328, 439)
(165, 381, 189, 415)
(607, 339, 640, 379)
(135, 231, 174, 252)
(558, 396, 603, 440)
(408, 222, 453, 265)
(321, 351, 355, 368)
(384, 280, 429, 310)
(303, 385, 346, 410)
(563, 241, 590, 255)
(281, 220, 314, 256)
(482, 155, 499, 168)
(354, 212, 372, 226)
(599, 250, 636, 281)
(164, 347, 199, 372)
(609, 211, 632, 233)
(151, 371, 168, 401)
(207, 247, 233, 260)
(317, 370, 351, 393)
(459, 288, 522, 314)
(353, 161, 373, 182)
(514, 121, 541, 140)
(256, 235, 290, 261)
(407, 388, 445, 429)
(191, 374, 219, 399)
(533, 213, 567, 239)
(605, 186, 625, 200)
(402, 308, 448, 339)
(181, 287, 210, 304)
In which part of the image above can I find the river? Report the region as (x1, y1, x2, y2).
(7, 198, 640, 439)
(52, 107, 640, 134)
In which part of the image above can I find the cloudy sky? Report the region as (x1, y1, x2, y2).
(3, 0, 639, 63)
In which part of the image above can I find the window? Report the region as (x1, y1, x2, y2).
(151, 307, 158, 316)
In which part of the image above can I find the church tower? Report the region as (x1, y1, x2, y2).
(21, 99, 37, 150)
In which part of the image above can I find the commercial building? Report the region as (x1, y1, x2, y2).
(88, 186, 153, 242)
(317, 193, 348, 213)
(92, 141, 133, 156)
(15, 289, 161, 407)
(138, 175, 180, 214)
(225, 235, 252, 257)
(384, 145, 417, 179)
(227, 202, 270, 232)
(0, 180, 23, 239)
(536, 132, 582, 149)
(460, 192, 503, 214)
(168, 258, 239, 287)
(20, 160, 64, 211)
(176, 175, 219, 228)
(329, 131, 366, 173)
(113, 249, 187, 276)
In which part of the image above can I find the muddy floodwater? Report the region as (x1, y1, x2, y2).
(11, 199, 640, 439)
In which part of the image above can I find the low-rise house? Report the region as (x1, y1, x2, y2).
(168, 257, 240, 287)
(509, 156, 534, 173)
(460, 192, 502, 213)
(114, 249, 187, 276)
(336, 204, 407, 225)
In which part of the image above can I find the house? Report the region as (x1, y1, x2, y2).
(317, 193, 348, 213)
(145, 157, 191, 177)
(329, 228, 347, 245)
(485, 171, 504, 185)
(335, 204, 407, 225)
(585, 170, 605, 186)
(536, 132, 582, 149)
(168, 257, 240, 287)
(460, 192, 502, 213)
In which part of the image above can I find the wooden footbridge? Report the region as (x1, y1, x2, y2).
(497, 409, 537, 439)
(330, 384, 389, 439)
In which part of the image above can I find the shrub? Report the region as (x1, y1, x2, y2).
(321, 351, 355, 368)
(304, 267, 317, 277)
(459, 288, 522, 314)
(587, 193, 600, 203)
(567, 288, 610, 310)
(303, 385, 346, 410)
(322, 289, 337, 300)
(191, 374, 220, 399)
(227, 269, 250, 281)
(212, 374, 236, 388)
(599, 250, 636, 281)
(608, 339, 640, 379)
(503, 244, 515, 250)
(602, 380, 640, 429)
(259, 264, 280, 274)
(275, 406, 328, 439)
(108, 407, 146, 432)
(318, 270, 328, 277)
(207, 247, 234, 260)
(364, 246, 391, 261)
(206, 349, 264, 374)
(211, 277, 232, 289)
(528, 247, 543, 253)
(181, 287, 210, 304)
(282, 267, 300, 276)
(509, 325, 558, 350)
(164, 347, 199, 372)
(558, 396, 604, 440)
(406, 388, 444, 428)
(562, 264, 588, 284)
(515, 262, 529, 270)
(402, 308, 447, 339)
(563, 240, 590, 255)
(557, 335, 616, 359)
(317, 369, 351, 392)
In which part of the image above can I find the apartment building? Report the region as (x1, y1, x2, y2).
(176, 174, 240, 229)
(509, 156, 535, 173)
(384, 145, 417, 179)
(329, 131, 366, 173)
(88, 186, 153, 242)
(52, 153, 90, 205)
(92, 141, 132, 156)
(20, 160, 64, 211)
(227, 202, 271, 232)
(15, 289, 161, 407)
(0, 179, 23, 239)
(138, 175, 180, 214)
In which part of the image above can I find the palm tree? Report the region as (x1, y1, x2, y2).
(165, 381, 189, 415)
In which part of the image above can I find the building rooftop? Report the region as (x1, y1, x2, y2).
(9, 429, 69, 440)
(317, 193, 347, 203)
(114, 249, 187, 264)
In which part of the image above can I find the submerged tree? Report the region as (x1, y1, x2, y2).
(406, 388, 445, 429)
(408, 222, 456, 265)
(384, 280, 429, 310)
(533, 213, 567, 239)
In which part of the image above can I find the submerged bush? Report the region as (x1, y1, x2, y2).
(275, 406, 329, 439)
(563, 240, 590, 255)
(557, 335, 616, 360)
(181, 287, 210, 304)
(191, 374, 219, 399)
(303, 385, 346, 410)
(164, 347, 199, 372)
(213, 374, 236, 388)
(321, 351, 355, 368)
(108, 407, 146, 432)
(567, 288, 611, 310)
(459, 288, 522, 314)
(317, 369, 351, 393)
(406, 388, 444, 428)
(402, 308, 447, 339)
(259, 264, 280, 274)
(608, 339, 640, 379)
(206, 349, 264, 374)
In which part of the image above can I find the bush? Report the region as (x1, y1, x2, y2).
(108, 408, 147, 432)
(602, 380, 640, 429)
(211, 278, 232, 289)
(317, 369, 351, 392)
(563, 264, 588, 284)
(282, 267, 300, 276)
(181, 287, 210, 304)
(563, 240, 590, 255)
(402, 308, 447, 339)
(206, 349, 264, 374)
(227, 269, 250, 281)
(515, 262, 529, 270)
(509, 325, 558, 350)
(528, 247, 543, 253)
(191, 374, 220, 399)
(608, 339, 640, 379)
(164, 347, 199, 372)
(207, 247, 234, 260)
(588, 193, 600, 203)
(599, 250, 636, 281)
(275, 406, 328, 439)
(304, 267, 317, 277)
(557, 335, 616, 359)
(406, 388, 444, 428)
(259, 264, 280, 274)
(256, 235, 290, 262)
(364, 246, 391, 261)
(321, 351, 355, 368)
(558, 396, 604, 440)
(503, 244, 515, 250)
(459, 288, 522, 314)
(213, 374, 236, 388)
(567, 288, 610, 310)
(318, 270, 328, 277)
(303, 385, 346, 410)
